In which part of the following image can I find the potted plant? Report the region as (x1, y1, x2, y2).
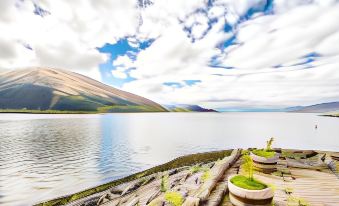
(250, 137, 280, 173)
(228, 154, 274, 206)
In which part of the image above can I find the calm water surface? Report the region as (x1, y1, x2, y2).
(0, 112, 338, 205)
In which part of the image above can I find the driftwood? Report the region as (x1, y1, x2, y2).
(323, 154, 339, 178)
(121, 179, 145, 196)
(145, 190, 161, 204)
(101, 199, 120, 206)
(182, 196, 200, 206)
(200, 182, 227, 206)
(194, 149, 241, 201)
(125, 197, 139, 206)
(146, 196, 165, 206)
(286, 157, 326, 170)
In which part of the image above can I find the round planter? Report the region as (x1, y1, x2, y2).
(228, 175, 274, 206)
(250, 152, 280, 173)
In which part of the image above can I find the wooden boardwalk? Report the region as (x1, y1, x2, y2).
(225, 153, 339, 206)
(66, 150, 339, 206)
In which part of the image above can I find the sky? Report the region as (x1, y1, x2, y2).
(0, 0, 339, 109)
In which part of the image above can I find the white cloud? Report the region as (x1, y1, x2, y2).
(120, 0, 339, 108)
(111, 67, 128, 79)
(1, 0, 339, 108)
(0, 0, 138, 80)
(113, 55, 134, 68)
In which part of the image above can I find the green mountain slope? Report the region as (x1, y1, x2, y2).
(0, 68, 167, 113)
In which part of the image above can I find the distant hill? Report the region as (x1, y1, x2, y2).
(164, 104, 216, 112)
(0, 68, 167, 113)
(290, 102, 339, 113)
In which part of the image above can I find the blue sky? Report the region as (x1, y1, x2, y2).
(97, 0, 275, 89)
(1, 0, 339, 109)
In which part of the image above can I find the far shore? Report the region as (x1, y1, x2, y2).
(2, 109, 339, 116)
(0, 109, 170, 114)
(321, 113, 339, 118)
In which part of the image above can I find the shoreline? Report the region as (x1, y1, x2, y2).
(321, 114, 339, 118)
(36, 148, 339, 206)
(0, 109, 170, 114)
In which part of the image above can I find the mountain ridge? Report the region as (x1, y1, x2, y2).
(0, 67, 167, 112)
(163, 104, 217, 112)
(289, 101, 339, 113)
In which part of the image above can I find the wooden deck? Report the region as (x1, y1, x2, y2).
(222, 152, 339, 206)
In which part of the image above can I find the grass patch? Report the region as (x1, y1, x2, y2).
(165, 192, 183, 206)
(36, 149, 232, 206)
(0, 105, 166, 114)
(201, 170, 211, 183)
(97, 105, 166, 113)
(252, 149, 276, 158)
(0, 109, 97, 114)
(171, 107, 191, 112)
(189, 165, 209, 174)
(160, 174, 169, 192)
(230, 175, 267, 190)
(322, 113, 339, 118)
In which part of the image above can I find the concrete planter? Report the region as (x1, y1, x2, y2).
(228, 175, 274, 206)
(250, 152, 280, 173)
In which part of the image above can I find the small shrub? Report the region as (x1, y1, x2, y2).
(165, 192, 183, 206)
(190, 165, 209, 174)
(241, 150, 249, 155)
(267, 183, 277, 192)
(201, 170, 211, 183)
(230, 175, 267, 190)
(160, 174, 169, 192)
(287, 196, 309, 206)
(242, 154, 254, 180)
(284, 187, 293, 194)
(266, 137, 274, 151)
(252, 149, 276, 158)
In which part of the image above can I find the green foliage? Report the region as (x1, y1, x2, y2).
(284, 187, 294, 194)
(242, 154, 254, 180)
(52, 95, 103, 111)
(287, 196, 309, 206)
(281, 150, 312, 160)
(230, 175, 267, 190)
(215, 158, 225, 166)
(97, 105, 164, 113)
(171, 107, 191, 112)
(0, 109, 97, 114)
(267, 183, 277, 192)
(165, 192, 183, 206)
(201, 170, 211, 183)
(266, 137, 274, 151)
(189, 165, 209, 174)
(252, 149, 276, 158)
(160, 174, 169, 192)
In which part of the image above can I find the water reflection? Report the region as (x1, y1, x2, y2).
(0, 113, 338, 205)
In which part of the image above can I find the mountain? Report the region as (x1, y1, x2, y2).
(291, 102, 339, 113)
(284, 106, 305, 112)
(0, 68, 167, 113)
(164, 104, 216, 112)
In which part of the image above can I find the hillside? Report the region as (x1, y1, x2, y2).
(163, 104, 216, 112)
(291, 102, 339, 113)
(0, 68, 167, 113)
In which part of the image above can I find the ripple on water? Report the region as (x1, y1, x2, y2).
(1, 113, 338, 205)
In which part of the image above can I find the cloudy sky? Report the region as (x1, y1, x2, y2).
(1, 0, 339, 109)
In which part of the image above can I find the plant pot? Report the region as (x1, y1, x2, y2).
(250, 152, 280, 173)
(228, 175, 274, 206)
